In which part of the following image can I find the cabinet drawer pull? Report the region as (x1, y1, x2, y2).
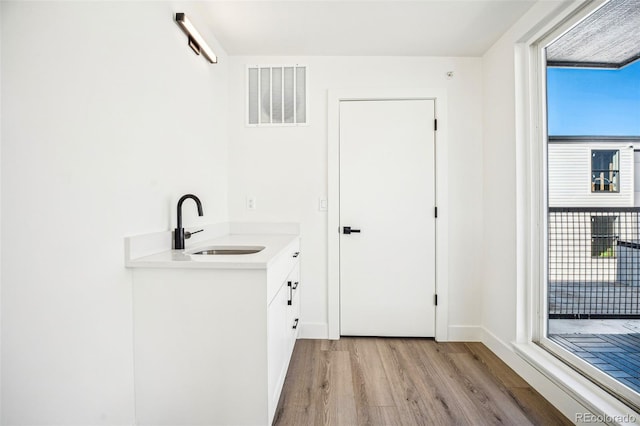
(292, 252, 300, 258)
(292, 281, 299, 290)
(292, 318, 299, 329)
(287, 281, 292, 305)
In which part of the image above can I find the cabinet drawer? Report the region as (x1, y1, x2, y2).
(267, 237, 300, 304)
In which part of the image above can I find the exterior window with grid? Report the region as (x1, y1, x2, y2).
(591, 149, 619, 192)
(247, 65, 307, 126)
(590, 215, 618, 258)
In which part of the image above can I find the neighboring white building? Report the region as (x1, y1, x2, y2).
(547, 137, 640, 311)
(548, 136, 640, 207)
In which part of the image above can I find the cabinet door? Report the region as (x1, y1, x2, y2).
(267, 282, 289, 420)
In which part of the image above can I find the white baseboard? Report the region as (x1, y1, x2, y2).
(479, 327, 522, 366)
(480, 327, 583, 416)
(300, 323, 477, 341)
(447, 325, 482, 341)
(298, 322, 328, 339)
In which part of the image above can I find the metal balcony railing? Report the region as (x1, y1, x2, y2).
(548, 207, 640, 318)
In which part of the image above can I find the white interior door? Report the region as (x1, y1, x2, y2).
(339, 99, 436, 337)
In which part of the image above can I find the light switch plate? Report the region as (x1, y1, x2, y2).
(319, 197, 328, 211)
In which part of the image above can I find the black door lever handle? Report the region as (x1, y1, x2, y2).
(343, 226, 361, 234)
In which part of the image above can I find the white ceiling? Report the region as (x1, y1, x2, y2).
(192, 1, 537, 57)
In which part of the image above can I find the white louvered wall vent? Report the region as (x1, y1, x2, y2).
(247, 65, 307, 126)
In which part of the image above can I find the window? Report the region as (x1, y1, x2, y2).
(590, 215, 617, 258)
(247, 65, 307, 126)
(534, 0, 640, 411)
(591, 150, 619, 192)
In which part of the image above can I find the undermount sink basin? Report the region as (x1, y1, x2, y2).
(188, 245, 265, 255)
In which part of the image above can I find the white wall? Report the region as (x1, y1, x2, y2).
(226, 56, 484, 339)
(1, 2, 228, 424)
(548, 142, 634, 207)
(482, 18, 521, 347)
(2, 1, 614, 424)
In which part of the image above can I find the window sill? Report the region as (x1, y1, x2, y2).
(513, 342, 639, 423)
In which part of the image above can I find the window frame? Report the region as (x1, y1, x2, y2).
(591, 149, 620, 193)
(529, 2, 640, 411)
(590, 214, 618, 258)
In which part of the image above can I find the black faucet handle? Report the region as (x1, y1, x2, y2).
(185, 229, 204, 239)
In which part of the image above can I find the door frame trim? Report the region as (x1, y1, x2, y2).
(327, 89, 449, 341)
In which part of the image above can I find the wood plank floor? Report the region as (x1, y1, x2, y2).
(273, 338, 571, 426)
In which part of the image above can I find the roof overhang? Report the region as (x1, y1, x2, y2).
(548, 136, 640, 143)
(546, 0, 640, 69)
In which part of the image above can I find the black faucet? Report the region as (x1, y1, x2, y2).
(174, 194, 203, 250)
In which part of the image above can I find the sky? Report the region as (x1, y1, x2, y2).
(547, 60, 640, 136)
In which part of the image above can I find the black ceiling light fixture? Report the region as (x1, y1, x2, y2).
(175, 13, 217, 64)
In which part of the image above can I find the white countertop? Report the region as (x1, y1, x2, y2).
(125, 233, 299, 270)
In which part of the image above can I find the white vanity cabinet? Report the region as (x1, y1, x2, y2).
(131, 235, 300, 426)
(267, 261, 301, 419)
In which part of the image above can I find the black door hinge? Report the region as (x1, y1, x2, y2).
(434, 294, 438, 306)
(434, 119, 438, 131)
(434, 207, 438, 218)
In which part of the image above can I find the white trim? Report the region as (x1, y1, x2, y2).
(540, 334, 640, 410)
(478, 327, 640, 424)
(516, 0, 600, 345)
(513, 341, 640, 423)
(514, 0, 599, 346)
(327, 88, 449, 341)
